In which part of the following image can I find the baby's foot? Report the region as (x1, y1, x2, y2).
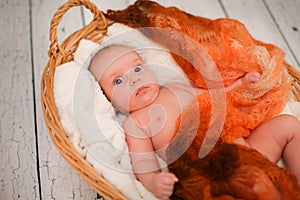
(241, 72, 261, 85)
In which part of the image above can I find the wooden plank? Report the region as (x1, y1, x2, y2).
(142, 0, 226, 19)
(222, 0, 299, 69)
(31, 0, 97, 199)
(82, 0, 131, 25)
(264, 0, 300, 69)
(0, 0, 39, 199)
(83, 0, 225, 25)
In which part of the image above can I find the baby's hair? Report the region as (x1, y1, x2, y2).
(89, 44, 137, 68)
(88, 45, 111, 69)
(88, 44, 144, 81)
(88, 44, 139, 82)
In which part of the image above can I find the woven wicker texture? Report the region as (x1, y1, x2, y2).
(41, 0, 126, 199)
(41, 0, 300, 199)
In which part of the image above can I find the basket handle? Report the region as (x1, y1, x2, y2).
(48, 0, 106, 57)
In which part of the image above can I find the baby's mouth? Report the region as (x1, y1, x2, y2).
(136, 86, 148, 96)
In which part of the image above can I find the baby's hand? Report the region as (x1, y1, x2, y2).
(241, 72, 261, 85)
(149, 172, 178, 200)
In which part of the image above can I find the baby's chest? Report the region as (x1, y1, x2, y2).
(146, 106, 180, 152)
(147, 103, 180, 135)
(145, 94, 187, 149)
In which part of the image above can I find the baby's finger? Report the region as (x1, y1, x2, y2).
(161, 181, 175, 189)
(161, 180, 176, 192)
(160, 189, 174, 200)
(163, 173, 178, 182)
(169, 173, 179, 182)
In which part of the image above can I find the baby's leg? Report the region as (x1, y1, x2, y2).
(245, 115, 300, 183)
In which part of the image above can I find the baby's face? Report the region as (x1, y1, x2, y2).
(99, 50, 159, 113)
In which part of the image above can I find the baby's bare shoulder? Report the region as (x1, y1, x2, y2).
(165, 81, 197, 92)
(164, 81, 190, 89)
(164, 81, 204, 97)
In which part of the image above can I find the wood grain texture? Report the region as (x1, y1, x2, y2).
(223, 0, 300, 69)
(0, 0, 39, 199)
(265, 0, 300, 69)
(31, 0, 96, 199)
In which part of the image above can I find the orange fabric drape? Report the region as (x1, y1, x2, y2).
(106, 0, 292, 142)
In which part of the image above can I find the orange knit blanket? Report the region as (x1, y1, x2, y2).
(106, 0, 292, 144)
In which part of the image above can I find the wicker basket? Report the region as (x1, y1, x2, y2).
(41, 0, 300, 199)
(41, 0, 127, 199)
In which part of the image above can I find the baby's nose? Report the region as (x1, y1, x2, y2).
(130, 75, 140, 85)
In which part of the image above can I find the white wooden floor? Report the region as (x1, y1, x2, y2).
(1, 0, 299, 199)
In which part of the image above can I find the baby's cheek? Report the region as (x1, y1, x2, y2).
(111, 88, 132, 112)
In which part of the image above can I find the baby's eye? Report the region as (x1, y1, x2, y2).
(134, 66, 143, 72)
(114, 77, 125, 85)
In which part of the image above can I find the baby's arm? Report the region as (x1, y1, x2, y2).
(225, 72, 260, 91)
(123, 118, 178, 199)
(192, 72, 260, 95)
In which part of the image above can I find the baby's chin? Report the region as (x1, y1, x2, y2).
(127, 99, 154, 113)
